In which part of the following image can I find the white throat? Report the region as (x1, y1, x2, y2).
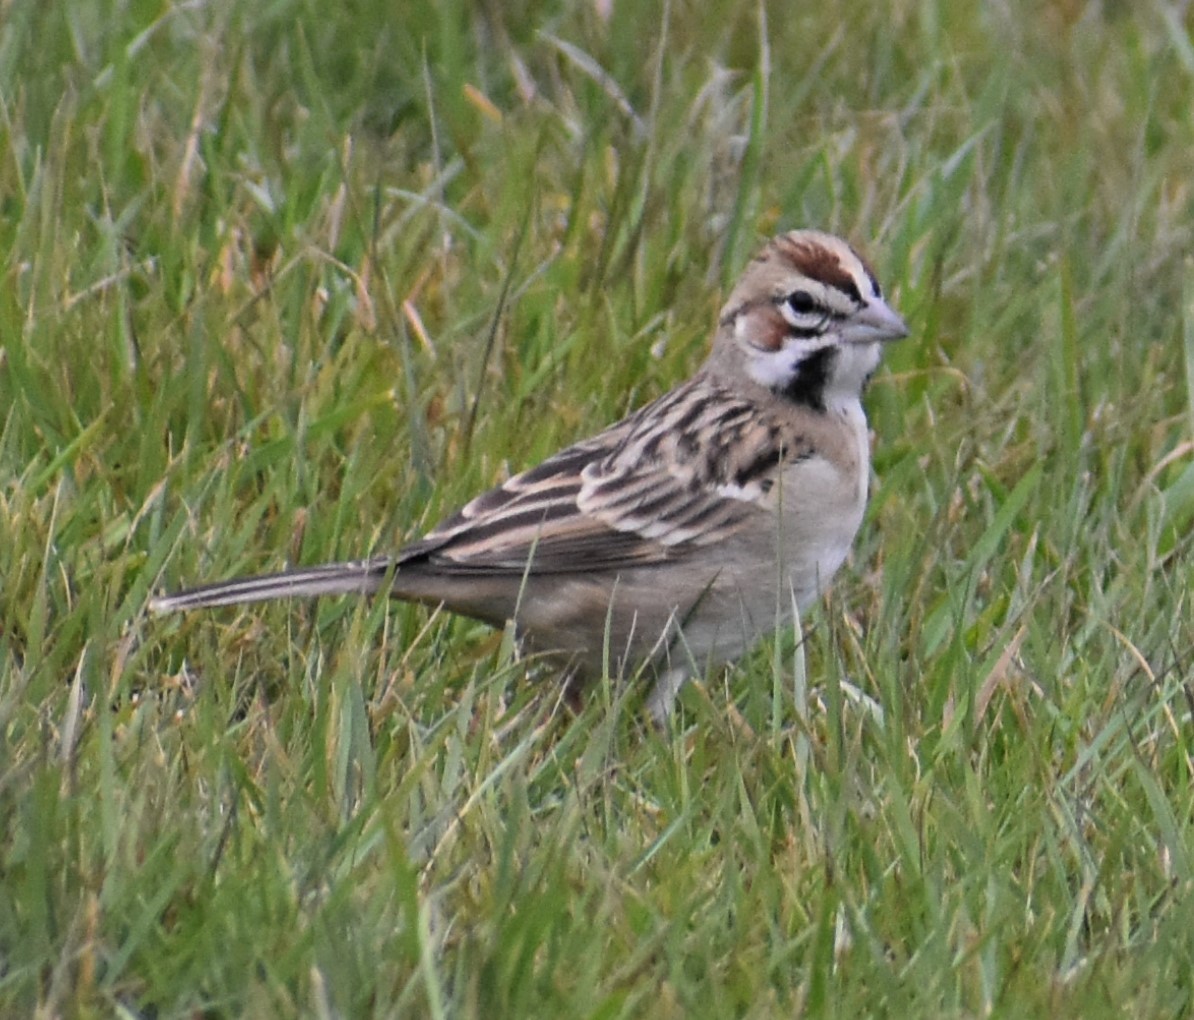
(824, 341, 881, 410)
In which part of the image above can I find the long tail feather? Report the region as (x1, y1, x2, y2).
(149, 556, 396, 613)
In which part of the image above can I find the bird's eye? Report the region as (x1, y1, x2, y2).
(784, 290, 820, 316)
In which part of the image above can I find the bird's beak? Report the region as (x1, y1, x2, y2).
(851, 298, 909, 343)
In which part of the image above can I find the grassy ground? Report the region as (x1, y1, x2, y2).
(2, 0, 1194, 1015)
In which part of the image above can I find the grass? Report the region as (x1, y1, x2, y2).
(2, 0, 1194, 1015)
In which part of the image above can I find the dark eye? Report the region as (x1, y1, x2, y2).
(784, 290, 820, 315)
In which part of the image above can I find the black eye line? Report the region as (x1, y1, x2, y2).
(841, 278, 864, 305)
(778, 294, 852, 342)
(787, 324, 825, 339)
(777, 289, 858, 323)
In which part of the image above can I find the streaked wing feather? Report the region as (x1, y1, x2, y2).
(399, 378, 805, 575)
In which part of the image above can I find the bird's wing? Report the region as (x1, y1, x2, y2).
(399, 379, 810, 575)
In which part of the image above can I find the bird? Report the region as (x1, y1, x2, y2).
(151, 229, 908, 723)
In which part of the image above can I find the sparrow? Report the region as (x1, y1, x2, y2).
(151, 230, 908, 722)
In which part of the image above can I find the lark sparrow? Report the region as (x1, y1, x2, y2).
(151, 230, 908, 722)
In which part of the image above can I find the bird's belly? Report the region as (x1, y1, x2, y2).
(512, 509, 866, 682)
(504, 450, 869, 684)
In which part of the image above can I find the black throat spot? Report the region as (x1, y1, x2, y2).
(779, 345, 835, 411)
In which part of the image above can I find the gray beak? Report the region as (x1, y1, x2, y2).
(851, 298, 909, 343)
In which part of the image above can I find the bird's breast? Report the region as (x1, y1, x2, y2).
(769, 403, 870, 603)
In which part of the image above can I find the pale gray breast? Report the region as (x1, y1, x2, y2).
(768, 398, 871, 609)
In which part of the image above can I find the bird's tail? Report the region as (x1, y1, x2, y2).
(149, 556, 396, 614)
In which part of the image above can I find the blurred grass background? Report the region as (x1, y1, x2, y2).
(2, 0, 1194, 1015)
